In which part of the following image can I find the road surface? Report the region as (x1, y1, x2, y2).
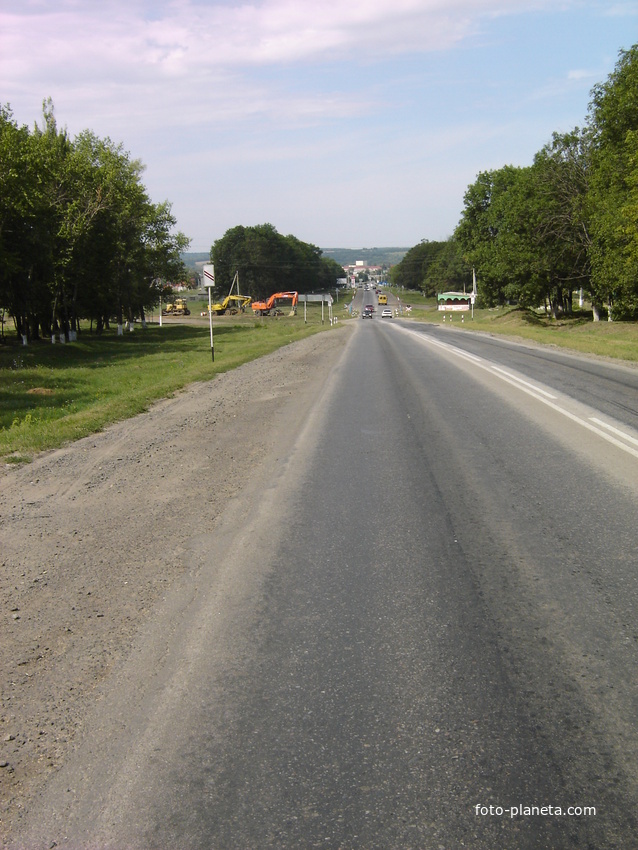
(7, 318, 638, 849)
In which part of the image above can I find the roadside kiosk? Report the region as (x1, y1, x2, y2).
(437, 291, 475, 321)
(437, 292, 472, 312)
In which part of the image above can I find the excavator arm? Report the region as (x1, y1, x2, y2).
(251, 292, 298, 315)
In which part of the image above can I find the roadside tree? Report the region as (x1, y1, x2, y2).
(389, 240, 447, 295)
(587, 46, 638, 318)
(211, 224, 343, 300)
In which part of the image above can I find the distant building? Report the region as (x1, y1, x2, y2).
(343, 264, 383, 275)
(342, 262, 387, 288)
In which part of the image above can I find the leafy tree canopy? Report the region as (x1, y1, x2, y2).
(210, 224, 344, 301)
(452, 44, 638, 319)
(0, 100, 189, 340)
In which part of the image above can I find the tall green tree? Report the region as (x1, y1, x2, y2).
(0, 100, 189, 338)
(318, 255, 345, 289)
(211, 223, 282, 300)
(389, 240, 447, 294)
(0, 106, 40, 338)
(452, 45, 638, 321)
(1, 100, 69, 339)
(455, 166, 525, 306)
(533, 130, 592, 305)
(456, 159, 588, 315)
(587, 46, 638, 318)
(211, 224, 342, 300)
(422, 239, 471, 296)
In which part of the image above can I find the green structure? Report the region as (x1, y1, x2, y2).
(437, 292, 472, 312)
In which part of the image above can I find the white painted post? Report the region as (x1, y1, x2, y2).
(203, 263, 215, 361)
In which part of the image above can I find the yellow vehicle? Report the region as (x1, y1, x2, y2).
(378, 292, 388, 305)
(162, 297, 190, 316)
(209, 271, 251, 314)
(209, 293, 252, 314)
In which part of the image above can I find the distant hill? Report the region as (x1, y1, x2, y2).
(182, 248, 409, 271)
(321, 248, 409, 267)
(181, 252, 210, 270)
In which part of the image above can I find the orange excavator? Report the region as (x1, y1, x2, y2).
(251, 291, 298, 316)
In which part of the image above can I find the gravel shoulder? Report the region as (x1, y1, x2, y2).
(0, 326, 351, 841)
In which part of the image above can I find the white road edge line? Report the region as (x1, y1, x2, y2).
(399, 326, 638, 461)
(590, 417, 638, 448)
(489, 365, 557, 399)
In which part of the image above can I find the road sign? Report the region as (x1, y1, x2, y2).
(203, 264, 215, 288)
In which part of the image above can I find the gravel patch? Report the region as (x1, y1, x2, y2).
(0, 326, 350, 840)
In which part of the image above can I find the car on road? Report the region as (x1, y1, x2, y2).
(381, 308, 393, 318)
(362, 305, 375, 318)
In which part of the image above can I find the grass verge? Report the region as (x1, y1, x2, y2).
(403, 302, 638, 363)
(0, 312, 340, 463)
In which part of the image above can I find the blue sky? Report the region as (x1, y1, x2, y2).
(1, 1, 636, 251)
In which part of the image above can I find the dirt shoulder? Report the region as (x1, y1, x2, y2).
(0, 326, 351, 841)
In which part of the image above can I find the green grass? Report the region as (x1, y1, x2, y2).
(3, 300, 636, 464)
(405, 303, 638, 362)
(388, 288, 433, 307)
(0, 310, 341, 463)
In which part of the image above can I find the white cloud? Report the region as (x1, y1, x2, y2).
(567, 68, 597, 81)
(601, 2, 638, 16)
(0, 0, 573, 138)
(0, 0, 630, 248)
(2, 0, 565, 79)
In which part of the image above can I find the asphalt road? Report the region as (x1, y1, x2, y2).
(11, 317, 638, 849)
(398, 318, 638, 432)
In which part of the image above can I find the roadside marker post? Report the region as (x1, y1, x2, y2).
(203, 264, 215, 362)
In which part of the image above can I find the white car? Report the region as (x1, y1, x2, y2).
(381, 308, 393, 318)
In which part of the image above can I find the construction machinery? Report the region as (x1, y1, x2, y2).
(162, 297, 190, 316)
(251, 291, 298, 316)
(209, 293, 252, 315)
(208, 272, 252, 314)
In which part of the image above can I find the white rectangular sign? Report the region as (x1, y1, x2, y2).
(298, 293, 333, 304)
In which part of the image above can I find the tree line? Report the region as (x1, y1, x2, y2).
(391, 45, 638, 321)
(0, 100, 189, 341)
(210, 223, 345, 300)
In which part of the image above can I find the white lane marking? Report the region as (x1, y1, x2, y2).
(419, 332, 482, 363)
(489, 366, 557, 399)
(397, 325, 638, 460)
(590, 417, 638, 448)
